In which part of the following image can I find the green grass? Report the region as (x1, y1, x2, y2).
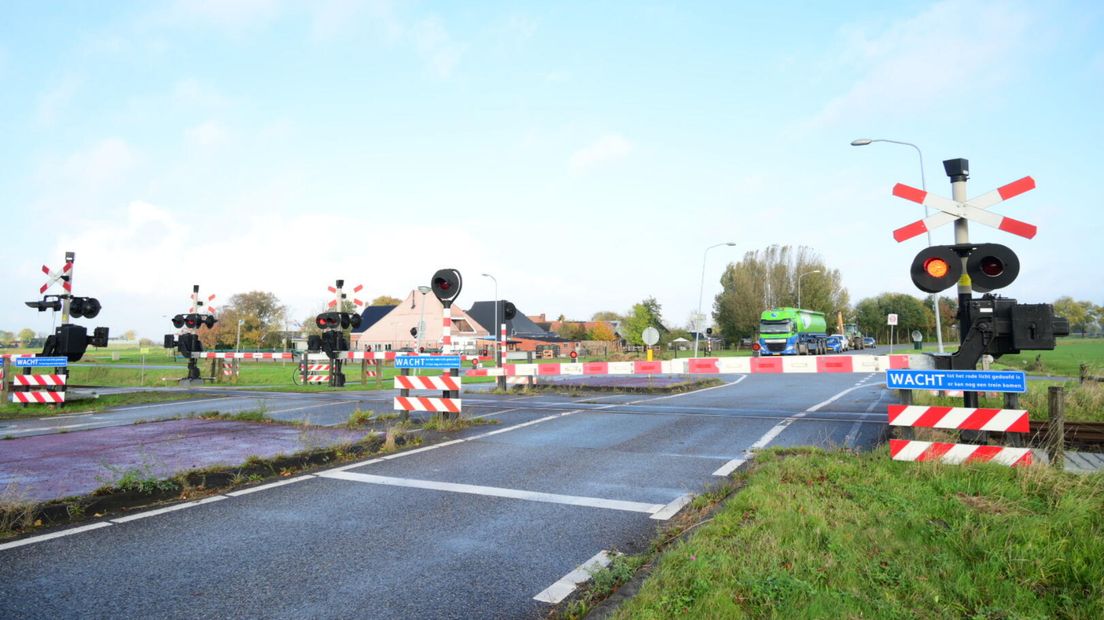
(612, 448, 1104, 619)
(993, 338, 1104, 377)
(910, 379, 1104, 423)
(0, 391, 214, 419)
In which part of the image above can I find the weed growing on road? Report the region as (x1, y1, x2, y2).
(95, 463, 179, 495)
(346, 408, 375, 428)
(419, 415, 499, 432)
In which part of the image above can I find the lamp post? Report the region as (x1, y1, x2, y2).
(235, 319, 244, 352)
(481, 273, 497, 360)
(851, 137, 945, 353)
(695, 242, 737, 357)
(796, 269, 821, 309)
(416, 286, 431, 352)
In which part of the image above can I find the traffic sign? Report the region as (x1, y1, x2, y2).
(569, 350, 578, 360)
(887, 314, 898, 326)
(15, 356, 69, 368)
(892, 176, 1036, 242)
(395, 355, 462, 369)
(886, 369, 1026, 393)
(642, 327, 660, 346)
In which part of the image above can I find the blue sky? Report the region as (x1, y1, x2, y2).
(2, 0, 1102, 339)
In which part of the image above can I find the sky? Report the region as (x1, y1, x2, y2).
(2, 0, 1102, 340)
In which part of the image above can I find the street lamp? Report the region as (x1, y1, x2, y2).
(796, 269, 821, 309)
(695, 242, 737, 357)
(235, 319, 244, 352)
(416, 286, 431, 352)
(481, 273, 498, 358)
(851, 137, 945, 353)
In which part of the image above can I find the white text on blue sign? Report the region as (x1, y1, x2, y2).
(14, 357, 70, 368)
(885, 369, 1026, 393)
(394, 355, 462, 369)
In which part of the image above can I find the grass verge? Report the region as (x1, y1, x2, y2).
(584, 448, 1104, 619)
(0, 391, 217, 419)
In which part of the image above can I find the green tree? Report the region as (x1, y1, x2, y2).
(1053, 297, 1094, 336)
(713, 245, 849, 342)
(205, 291, 287, 349)
(0, 330, 14, 343)
(370, 295, 402, 306)
(591, 310, 621, 321)
(854, 293, 934, 345)
(555, 322, 587, 341)
(621, 297, 665, 345)
(18, 328, 35, 344)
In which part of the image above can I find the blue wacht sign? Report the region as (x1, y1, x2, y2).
(886, 369, 1027, 393)
(14, 356, 69, 368)
(394, 355, 462, 369)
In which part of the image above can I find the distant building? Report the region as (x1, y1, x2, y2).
(351, 290, 487, 353)
(468, 303, 579, 358)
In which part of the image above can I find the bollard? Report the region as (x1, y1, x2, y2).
(897, 390, 914, 440)
(0, 357, 9, 403)
(1004, 392, 1023, 447)
(1048, 386, 1065, 470)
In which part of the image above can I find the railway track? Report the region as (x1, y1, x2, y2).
(1030, 421, 1104, 449)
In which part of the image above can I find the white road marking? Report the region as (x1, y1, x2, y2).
(109, 397, 228, 412)
(533, 550, 613, 604)
(712, 457, 747, 477)
(226, 475, 316, 497)
(269, 399, 358, 415)
(110, 495, 228, 523)
(7, 421, 118, 435)
(650, 493, 694, 521)
(845, 389, 888, 449)
(0, 522, 113, 552)
(805, 378, 880, 413)
(317, 471, 667, 514)
(716, 377, 883, 474)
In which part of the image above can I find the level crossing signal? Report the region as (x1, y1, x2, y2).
(431, 269, 463, 303)
(26, 252, 110, 362)
(164, 285, 217, 381)
(896, 159, 1067, 372)
(909, 243, 1020, 293)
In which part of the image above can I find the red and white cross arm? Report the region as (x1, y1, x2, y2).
(891, 176, 1037, 242)
(40, 262, 73, 294)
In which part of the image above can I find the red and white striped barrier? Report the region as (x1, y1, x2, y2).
(889, 439, 1032, 467)
(465, 354, 920, 378)
(441, 307, 452, 350)
(340, 351, 486, 362)
(193, 352, 294, 360)
(394, 375, 462, 391)
(11, 391, 66, 404)
(394, 396, 461, 413)
(888, 405, 1029, 433)
(12, 374, 68, 387)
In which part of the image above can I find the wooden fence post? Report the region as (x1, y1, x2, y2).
(1048, 386, 1065, 470)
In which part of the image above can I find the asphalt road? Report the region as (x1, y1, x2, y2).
(0, 369, 891, 618)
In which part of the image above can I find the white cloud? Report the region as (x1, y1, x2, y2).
(36, 75, 83, 126)
(569, 134, 634, 172)
(185, 121, 228, 147)
(799, 0, 1033, 130)
(412, 16, 464, 77)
